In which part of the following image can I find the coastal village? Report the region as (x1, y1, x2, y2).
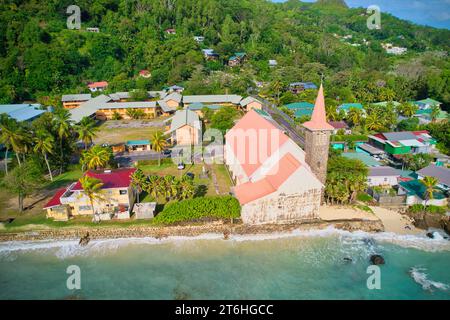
(0, 79, 449, 237)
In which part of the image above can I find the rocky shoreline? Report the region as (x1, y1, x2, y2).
(0, 219, 384, 242)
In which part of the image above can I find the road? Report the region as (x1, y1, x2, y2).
(257, 96, 305, 147)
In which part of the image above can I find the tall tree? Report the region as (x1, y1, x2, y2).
(80, 145, 112, 170)
(79, 175, 104, 216)
(53, 108, 72, 172)
(33, 130, 55, 181)
(76, 117, 99, 150)
(151, 131, 168, 166)
(419, 176, 439, 206)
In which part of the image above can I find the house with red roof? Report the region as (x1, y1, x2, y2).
(88, 81, 108, 92)
(225, 108, 323, 224)
(44, 168, 136, 221)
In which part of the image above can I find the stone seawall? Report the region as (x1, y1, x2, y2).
(0, 219, 384, 242)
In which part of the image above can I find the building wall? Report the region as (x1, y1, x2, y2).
(241, 188, 321, 224)
(96, 107, 159, 120)
(385, 143, 410, 155)
(367, 175, 399, 186)
(63, 101, 83, 109)
(174, 125, 201, 145)
(46, 207, 70, 221)
(303, 129, 331, 184)
(68, 187, 134, 216)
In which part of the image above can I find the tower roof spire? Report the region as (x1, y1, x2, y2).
(302, 83, 334, 131)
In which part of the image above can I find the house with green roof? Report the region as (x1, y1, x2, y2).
(372, 101, 401, 107)
(228, 52, 246, 67)
(285, 102, 314, 118)
(337, 103, 364, 113)
(413, 98, 442, 109)
(398, 179, 447, 206)
(126, 139, 151, 152)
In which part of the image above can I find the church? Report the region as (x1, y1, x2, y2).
(224, 84, 333, 224)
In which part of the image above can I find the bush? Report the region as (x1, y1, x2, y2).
(357, 192, 373, 203)
(331, 134, 368, 142)
(153, 196, 241, 224)
(408, 204, 446, 215)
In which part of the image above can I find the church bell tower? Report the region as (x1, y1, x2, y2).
(302, 84, 334, 185)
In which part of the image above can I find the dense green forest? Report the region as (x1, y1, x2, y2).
(0, 0, 449, 109)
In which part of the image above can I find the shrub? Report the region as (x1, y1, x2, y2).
(357, 192, 373, 203)
(153, 196, 241, 224)
(408, 204, 446, 215)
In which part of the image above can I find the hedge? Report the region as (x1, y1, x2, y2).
(153, 196, 241, 224)
(331, 134, 368, 142)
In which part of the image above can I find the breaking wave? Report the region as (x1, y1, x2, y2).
(409, 267, 449, 291)
(0, 226, 449, 259)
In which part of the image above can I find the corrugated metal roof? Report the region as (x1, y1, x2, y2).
(368, 166, 400, 177)
(61, 94, 92, 102)
(0, 104, 45, 122)
(382, 132, 417, 141)
(69, 95, 112, 122)
(183, 95, 242, 104)
(167, 109, 201, 133)
(417, 164, 450, 186)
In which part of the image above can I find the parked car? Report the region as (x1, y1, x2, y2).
(186, 172, 195, 179)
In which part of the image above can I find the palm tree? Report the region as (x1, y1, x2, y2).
(420, 176, 439, 206)
(130, 169, 147, 203)
(399, 102, 417, 117)
(53, 108, 72, 172)
(364, 112, 383, 131)
(179, 175, 195, 200)
(346, 107, 363, 127)
(79, 175, 104, 216)
(81, 145, 111, 170)
(76, 117, 99, 150)
(0, 115, 25, 168)
(325, 104, 338, 121)
(151, 131, 168, 166)
(430, 105, 440, 123)
(145, 175, 161, 199)
(33, 130, 55, 181)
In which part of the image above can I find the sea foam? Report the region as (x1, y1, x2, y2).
(409, 267, 449, 291)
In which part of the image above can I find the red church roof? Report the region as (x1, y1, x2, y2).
(72, 168, 136, 191)
(234, 153, 301, 205)
(225, 109, 290, 177)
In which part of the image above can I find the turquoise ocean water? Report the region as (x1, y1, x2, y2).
(0, 228, 449, 300)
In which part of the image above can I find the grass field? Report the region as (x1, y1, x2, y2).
(93, 119, 168, 145)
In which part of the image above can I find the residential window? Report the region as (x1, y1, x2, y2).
(119, 189, 127, 195)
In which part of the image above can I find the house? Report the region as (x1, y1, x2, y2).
(88, 81, 108, 92)
(43, 168, 137, 221)
(225, 86, 331, 224)
(367, 166, 400, 187)
(0, 104, 46, 122)
(417, 164, 450, 191)
(382, 43, 407, 55)
(139, 70, 151, 78)
(368, 131, 436, 157)
(413, 98, 442, 110)
(187, 103, 222, 117)
(342, 152, 380, 167)
(285, 102, 314, 118)
(162, 92, 182, 109)
(269, 59, 278, 67)
(108, 92, 131, 102)
(398, 179, 447, 206)
(62, 94, 92, 109)
(202, 49, 219, 60)
(193, 36, 205, 43)
(69, 95, 161, 122)
(228, 52, 246, 67)
(182, 95, 242, 108)
(86, 27, 99, 33)
(239, 96, 264, 112)
(126, 140, 151, 152)
(289, 82, 317, 94)
(165, 28, 176, 35)
(164, 85, 184, 93)
(165, 109, 202, 146)
(328, 121, 351, 135)
(372, 101, 401, 108)
(337, 103, 364, 113)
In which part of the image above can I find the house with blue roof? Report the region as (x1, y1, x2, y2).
(0, 104, 46, 122)
(289, 82, 317, 94)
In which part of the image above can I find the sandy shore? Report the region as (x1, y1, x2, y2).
(319, 205, 422, 236)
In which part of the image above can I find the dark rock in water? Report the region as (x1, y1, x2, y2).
(223, 231, 230, 240)
(79, 232, 90, 246)
(343, 257, 353, 263)
(370, 254, 385, 265)
(426, 232, 434, 239)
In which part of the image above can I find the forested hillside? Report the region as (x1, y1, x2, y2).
(0, 0, 449, 108)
